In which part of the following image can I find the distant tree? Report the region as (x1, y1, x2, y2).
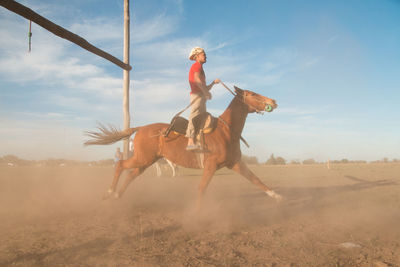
(0, 155, 32, 166)
(275, 156, 286, 165)
(354, 160, 367, 164)
(265, 154, 276, 165)
(241, 154, 259, 165)
(302, 158, 316, 165)
(97, 159, 114, 166)
(2, 154, 20, 163)
(44, 158, 66, 166)
(265, 154, 286, 165)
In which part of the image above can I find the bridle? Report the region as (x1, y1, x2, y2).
(220, 82, 271, 114)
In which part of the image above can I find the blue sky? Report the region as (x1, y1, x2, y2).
(0, 0, 399, 162)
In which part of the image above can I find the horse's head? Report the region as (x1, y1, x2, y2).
(234, 86, 278, 114)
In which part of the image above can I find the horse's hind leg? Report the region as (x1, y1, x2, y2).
(104, 160, 123, 199)
(115, 167, 145, 198)
(103, 157, 137, 200)
(108, 157, 157, 199)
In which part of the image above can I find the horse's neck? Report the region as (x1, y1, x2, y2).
(220, 97, 248, 140)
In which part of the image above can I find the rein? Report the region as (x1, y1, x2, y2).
(175, 81, 268, 117)
(218, 116, 250, 148)
(167, 82, 266, 146)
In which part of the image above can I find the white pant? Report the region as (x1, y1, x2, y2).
(185, 93, 206, 139)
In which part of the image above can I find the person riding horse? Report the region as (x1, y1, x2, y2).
(186, 47, 220, 150)
(84, 47, 282, 210)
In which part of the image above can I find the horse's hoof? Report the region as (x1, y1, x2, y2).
(102, 189, 114, 200)
(265, 190, 283, 202)
(102, 193, 112, 200)
(274, 194, 283, 202)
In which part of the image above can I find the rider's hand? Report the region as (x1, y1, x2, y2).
(214, 78, 221, 84)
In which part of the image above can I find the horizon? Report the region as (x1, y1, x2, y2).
(1, 0, 399, 162)
(1, 152, 397, 164)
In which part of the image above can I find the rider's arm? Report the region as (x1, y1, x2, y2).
(206, 80, 219, 91)
(193, 73, 220, 98)
(193, 71, 211, 97)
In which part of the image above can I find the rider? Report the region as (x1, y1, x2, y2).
(186, 47, 220, 150)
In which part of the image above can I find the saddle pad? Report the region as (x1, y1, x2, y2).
(164, 113, 217, 138)
(167, 116, 188, 135)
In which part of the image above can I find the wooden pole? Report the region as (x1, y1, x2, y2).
(1, 0, 132, 71)
(122, 0, 131, 159)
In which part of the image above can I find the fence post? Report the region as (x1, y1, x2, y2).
(123, 0, 131, 159)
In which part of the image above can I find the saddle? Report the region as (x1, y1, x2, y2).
(163, 112, 218, 138)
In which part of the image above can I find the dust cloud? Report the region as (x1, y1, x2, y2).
(1, 162, 399, 265)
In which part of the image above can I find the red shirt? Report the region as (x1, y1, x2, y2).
(188, 61, 205, 94)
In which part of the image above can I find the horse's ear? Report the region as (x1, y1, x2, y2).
(234, 86, 243, 94)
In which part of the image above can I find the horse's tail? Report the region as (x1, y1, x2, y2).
(84, 123, 140, 146)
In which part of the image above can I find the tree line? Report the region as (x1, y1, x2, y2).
(0, 154, 113, 167)
(241, 154, 399, 165)
(1, 154, 399, 167)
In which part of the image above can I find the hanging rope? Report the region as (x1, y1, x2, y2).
(28, 20, 32, 52)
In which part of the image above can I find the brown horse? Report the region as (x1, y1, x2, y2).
(85, 86, 282, 210)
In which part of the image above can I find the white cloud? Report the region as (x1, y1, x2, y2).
(0, 116, 116, 160)
(0, 14, 125, 100)
(208, 42, 231, 52)
(133, 37, 207, 66)
(328, 35, 339, 43)
(79, 76, 123, 97)
(133, 13, 179, 44)
(134, 80, 188, 105)
(2, 2, 397, 163)
(275, 106, 331, 116)
(70, 18, 122, 43)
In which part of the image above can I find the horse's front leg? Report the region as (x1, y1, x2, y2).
(155, 162, 162, 177)
(166, 159, 177, 177)
(231, 160, 282, 202)
(196, 161, 217, 212)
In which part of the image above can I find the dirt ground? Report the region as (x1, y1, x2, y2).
(0, 163, 399, 266)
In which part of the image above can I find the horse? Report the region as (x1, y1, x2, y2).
(84, 86, 282, 210)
